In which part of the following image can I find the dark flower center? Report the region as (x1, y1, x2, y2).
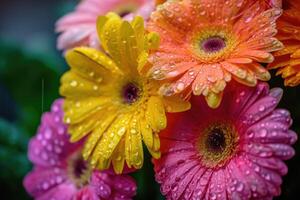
(197, 122, 238, 168)
(118, 10, 132, 17)
(201, 36, 226, 53)
(122, 83, 140, 104)
(206, 128, 226, 153)
(73, 157, 88, 178)
(68, 151, 91, 188)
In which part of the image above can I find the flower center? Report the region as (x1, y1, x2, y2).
(115, 3, 140, 17)
(73, 158, 88, 178)
(206, 128, 226, 152)
(190, 27, 237, 62)
(68, 151, 92, 188)
(201, 36, 226, 53)
(197, 122, 239, 168)
(122, 82, 141, 104)
(118, 10, 132, 17)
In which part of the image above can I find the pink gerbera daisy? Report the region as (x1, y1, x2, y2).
(56, 0, 155, 51)
(153, 82, 297, 200)
(23, 99, 137, 200)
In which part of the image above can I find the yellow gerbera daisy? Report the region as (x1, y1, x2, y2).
(59, 13, 190, 173)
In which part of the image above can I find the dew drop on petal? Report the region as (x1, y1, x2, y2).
(70, 80, 78, 87)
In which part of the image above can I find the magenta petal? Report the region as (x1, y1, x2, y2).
(23, 167, 68, 198)
(112, 175, 137, 197)
(183, 167, 206, 199)
(192, 170, 213, 199)
(261, 109, 292, 126)
(245, 121, 293, 144)
(161, 160, 199, 195)
(225, 160, 251, 199)
(241, 93, 282, 126)
(250, 156, 288, 176)
(205, 170, 227, 200)
(75, 186, 99, 200)
(37, 183, 77, 200)
(28, 99, 81, 167)
(171, 165, 200, 199)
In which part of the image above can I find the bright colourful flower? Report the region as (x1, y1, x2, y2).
(147, 0, 283, 108)
(23, 99, 137, 200)
(268, 0, 300, 86)
(153, 82, 297, 200)
(261, 0, 282, 9)
(59, 14, 190, 173)
(56, 0, 155, 51)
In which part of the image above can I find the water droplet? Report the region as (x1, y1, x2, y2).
(176, 82, 185, 91)
(93, 85, 99, 90)
(42, 182, 49, 190)
(70, 80, 78, 87)
(236, 182, 244, 192)
(65, 117, 71, 124)
(259, 105, 265, 112)
(245, 17, 252, 23)
(56, 176, 63, 184)
(89, 72, 95, 77)
(259, 129, 268, 137)
(44, 128, 52, 139)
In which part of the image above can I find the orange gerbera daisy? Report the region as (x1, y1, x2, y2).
(147, 0, 283, 108)
(268, 0, 300, 86)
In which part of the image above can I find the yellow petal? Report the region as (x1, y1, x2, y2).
(153, 132, 160, 152)
(127, 116, 144, 169)
(148, 148, 161, 159)
(97, 15, 123, 67)
(96, 13, 120, 50)
(146, 32, 160, 50)
(120, 21, 138, 72)
(140, 117, 153, 150)
(111, 138, 126, 174)
(205, 92, 223, 109)
(146, 96, 167, 132)
(163, 96, 191, 113)
(65, 47, 121, 80)
(97, 157, 111, 170)
(151, 132, 161, 159)
(68, 108, 116, 142)
(60, 71, 112, 98)
(91, 113, 130, 166)
(131, 16, 145, 53)
(137, 51, 149, 74)
(82, 112, 118, 162)
(63, 97, 110, 124)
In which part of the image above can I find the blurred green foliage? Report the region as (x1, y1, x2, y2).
(0, 40, 61, 199)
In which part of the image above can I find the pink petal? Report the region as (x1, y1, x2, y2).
(241, 88, 283, 126)
(23, 167, 68, 198)
(37, 182, 77, 200)
(75, 186, 98, 200)
(28, 99, 81, 167)
(191, 169, 213, 199)
(205, 169, 227, 200)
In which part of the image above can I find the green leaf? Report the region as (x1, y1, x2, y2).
(0, 40, 63, 135)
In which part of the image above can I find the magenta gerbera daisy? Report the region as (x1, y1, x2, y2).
(153, 82, 297, 200)
(23, 99, 137, 200)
